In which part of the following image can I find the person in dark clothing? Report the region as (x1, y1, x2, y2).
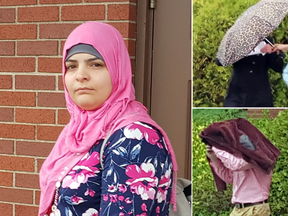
(216, 37, 285, 107)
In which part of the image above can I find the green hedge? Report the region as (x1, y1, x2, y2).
(193, 109, 288, 215)
(193, 0, 288, 107)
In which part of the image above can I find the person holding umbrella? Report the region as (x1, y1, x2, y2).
(215, 0, 288, 107)
(217, 37, 285, 107)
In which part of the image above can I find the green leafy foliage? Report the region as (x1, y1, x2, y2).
(193, 109, 247, 125)
(193, 109, 288, 215)
(248, 111, 288, 215)
(193, 0, 288, 107)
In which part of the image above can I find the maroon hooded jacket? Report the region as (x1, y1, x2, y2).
(199, 118, 280, 191)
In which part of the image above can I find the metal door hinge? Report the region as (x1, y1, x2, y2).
(150, 0, 156, 9)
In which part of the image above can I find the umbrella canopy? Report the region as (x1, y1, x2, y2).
(216, 0, 288, 67)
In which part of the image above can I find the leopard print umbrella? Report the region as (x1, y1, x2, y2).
(216, 0, 288, 67)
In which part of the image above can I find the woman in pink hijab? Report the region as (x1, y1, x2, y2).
(39, 21, 177, 216)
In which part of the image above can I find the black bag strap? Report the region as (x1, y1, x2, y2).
(183, 184, 191, 197)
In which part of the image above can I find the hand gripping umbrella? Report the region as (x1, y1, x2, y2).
(216, 0, 288, 67)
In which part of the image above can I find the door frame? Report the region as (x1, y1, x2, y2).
(134, 0, 191, 180)
(134, 0, 154, 112)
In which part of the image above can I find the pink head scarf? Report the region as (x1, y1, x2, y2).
(38, 21, 177, 215)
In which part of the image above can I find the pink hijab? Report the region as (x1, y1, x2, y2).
(38, 21, 178, 216)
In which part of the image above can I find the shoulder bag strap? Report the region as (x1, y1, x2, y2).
(100, 130, 111, 170)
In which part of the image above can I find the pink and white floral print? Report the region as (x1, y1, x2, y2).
(156, 206, 160, 214)
(79, 151, 101, 167)
(125, 197, 133, 204)
(141, 203, 148, 212)
(62, 165, 98, 189)
(136, 213, 148, 216)
(55, 123, 173, 216)
(103, 194, 108, 202)
(108, 184, 117, 193)
(156, 169, 172, 203)
(124, 122, 161, 146)
(118, 195, 125, 201)
(82, 208, 99, 216)
(62, 152, 100, 189)
(84, 188, 95, 197)
(109, 194, 118, 203)
(125, 163, 158, 200)
(71, 195, 84, 204)
(51, 208, 61, 216)
(118, 184, 127, 193)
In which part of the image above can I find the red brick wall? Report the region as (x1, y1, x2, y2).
(247, 109, 285, 118)
(0, 1, 137, 215)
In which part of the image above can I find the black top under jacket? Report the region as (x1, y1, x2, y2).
(218, 38, 285, 107)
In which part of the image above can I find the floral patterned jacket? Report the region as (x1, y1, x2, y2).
(55, 121, 173, 216)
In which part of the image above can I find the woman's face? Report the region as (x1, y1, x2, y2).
(64, 53, 113, 111)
